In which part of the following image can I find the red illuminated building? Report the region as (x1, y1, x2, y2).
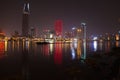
(54, 20, 63, 37)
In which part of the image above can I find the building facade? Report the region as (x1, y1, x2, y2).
(54, 20, 63, 37)
(22, 0, 30, 37)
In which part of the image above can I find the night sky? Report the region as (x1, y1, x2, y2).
(0, 0, 120, 37)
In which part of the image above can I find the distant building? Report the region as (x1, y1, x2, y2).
(72, 27, 77, 38)
(42, 29, 54, 39)
(54, 20, 63, 37)
(30, 27, 36, 38)
(119, 31, 120, 35)
(64, 32, 72, 38)
(71, 25, 84, 39)
(0, 29, 5, 40)
(0, 33, 5, 40)
(22, 0, 30, 37)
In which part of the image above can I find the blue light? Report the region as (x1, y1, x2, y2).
(72, 27, 76, 30)
(93, 41, 97, 52)
(119, 31, 120, 34)
(71, 47, 75, 60)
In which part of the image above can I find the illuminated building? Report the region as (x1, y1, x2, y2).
(72, 26, 82, 39)
(115, 34, 119, 41)
(30, 27, 36, 38)
(54, 20, 63, 37)
(0, 32, 5, 40)
(22, 0, 30, 37)
(0, 29, 5, 40)
(43, 28, 54, 39)
(12, 31, 19, 37)
(72, 27, 77, 38)
(119, 31, 120, 35)
(64, 32, 72, 38)
(105, 33, 110, 41)
(77, 28, 82, 39)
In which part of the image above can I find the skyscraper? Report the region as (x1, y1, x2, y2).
(22, 0, 30, 37)
(54, 20, 63, 37)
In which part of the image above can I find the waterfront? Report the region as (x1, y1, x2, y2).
(0, 40, 120, 80)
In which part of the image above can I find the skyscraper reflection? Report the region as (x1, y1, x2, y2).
(0, 41, 5, 58)
(22, 41, 30, 80)
(22, 41, 30, 51)
(115, 41, 120, 47)
(11, 40, 21, 52)
(77, 40, 82, 59)
(5, 40, 8, 52)
(49, 43, 54, 55)
(71, 40, 84, 60)
(54, 44, 62, 65)
(12, 40, 15, 51)
(43, 45, 49, 56)
(17, 40, 20, 51)
(99, 41, 103, 51)
(93, 41, 97, 52)
(105, 41, 111, 53)
(25, 41, 30, 51)
(71, 44, 76, 60)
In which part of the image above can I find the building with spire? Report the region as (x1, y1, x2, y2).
(22, 0, 30, 37)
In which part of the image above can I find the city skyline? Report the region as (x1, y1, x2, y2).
(0, 0, 120, 37)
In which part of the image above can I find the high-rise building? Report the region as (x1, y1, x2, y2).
(30, 27, 36, 38)
(22, 0, 30, 37)
(54, 20, 63, 37)
(0, 29, 5, 39)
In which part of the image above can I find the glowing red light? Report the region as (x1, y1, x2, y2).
(54, 44, 62, 65)
(54, 20, 63, 36)
(0, 42, 5, 58)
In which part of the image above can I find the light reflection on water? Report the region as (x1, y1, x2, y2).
(71, 45, 76, 60)
(0, 40, 120, 79)
(93, 41, 97, 52)
(0, 40, 120, 60)
(54, 43, 62, 65)
(0, 41, 5, 58)
(116, 41, 120, 47)
(49, 43, 54, 54)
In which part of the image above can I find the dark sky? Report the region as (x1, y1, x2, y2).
(0, 0, 120, 36)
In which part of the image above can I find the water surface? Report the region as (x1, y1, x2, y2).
(0, 40, 119, 80)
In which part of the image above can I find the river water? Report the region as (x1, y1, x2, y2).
(0, 40, 120, 80)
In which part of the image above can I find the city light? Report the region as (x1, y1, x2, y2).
(115, 34, 119, 41)
(72, 27, 76, 30)
(1, 0, 120, 80)
(93, 41, 97, 52)
(93, 37, 98, 41)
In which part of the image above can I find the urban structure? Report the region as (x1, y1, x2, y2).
(54, 20, 63, 37)
(0, 0, 120, 42)
(0, 29, 5, 40)
(22, 0, 30, 37)
(30, 27, 36, 38)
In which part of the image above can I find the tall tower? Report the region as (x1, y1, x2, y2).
(22, 0, 30, 37)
